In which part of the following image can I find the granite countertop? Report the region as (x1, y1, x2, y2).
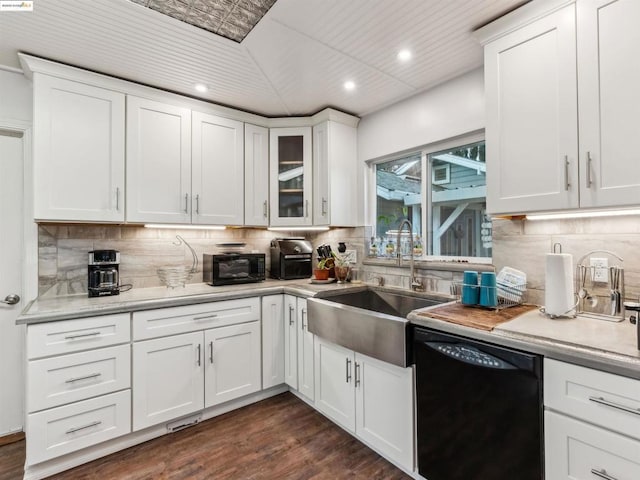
(18, 279, 361, 324)
(409, 306, 640, 380)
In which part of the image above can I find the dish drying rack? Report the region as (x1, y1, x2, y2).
(452, 267, 527, 311)
(575, 250, 624, 322)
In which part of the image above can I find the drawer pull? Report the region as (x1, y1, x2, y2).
(65, 420, 102, 435)
(591, 468, 618, 480)
(64, 331, 101, 340)
(589, 396, 640, 416)
(194, 314, 218, 321)
(65, 372, 102, 384)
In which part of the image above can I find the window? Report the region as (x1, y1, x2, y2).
(372, 139, 491, 260)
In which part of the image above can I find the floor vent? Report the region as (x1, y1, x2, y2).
(166, 413, 202, 433)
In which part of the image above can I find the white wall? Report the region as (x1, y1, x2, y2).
(357, 68, 484, 162)
(0, 67, 32, 121)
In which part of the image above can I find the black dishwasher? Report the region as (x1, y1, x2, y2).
(412, 327, 543, 480)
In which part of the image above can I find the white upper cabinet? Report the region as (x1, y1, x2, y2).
(483, 4, 579, 214)
(33, 74, 125, 222)
(192, 112, 244, 225)
(126, 96, 191, 224)
(577, 0, 640, 208)
(244, 124, 270, 226)
(312, 121, 359, 226)
(269, 127, 312, 226)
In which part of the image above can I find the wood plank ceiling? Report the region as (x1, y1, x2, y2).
(0, 0, 527, 117)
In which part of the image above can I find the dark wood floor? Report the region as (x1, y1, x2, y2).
(1, 393, 411, 479)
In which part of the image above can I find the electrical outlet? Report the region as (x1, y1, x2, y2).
(343, 249, 357, 264)
(590, 257, 609, 283)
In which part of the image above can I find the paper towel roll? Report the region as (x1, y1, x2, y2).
(544, 253, 574, 316)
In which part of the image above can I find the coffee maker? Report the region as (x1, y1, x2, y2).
(88, 250, 120, 297)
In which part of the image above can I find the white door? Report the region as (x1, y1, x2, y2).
(314, 337, 355, 432)
(132, 332, 204, 431)
(126, 96, 191, 224)
(204, 321, 261, 408)
(578, 0, 640, 208)
(244, 124, 270, 226)
(484, 4, 579, 214)
(312, 122, 330, 225)
(32, 74, 125, 222)
(284, 294, 298, 389)
(262, 295, 285, 389)
(192, 112, 244, 225)
(355, 353, 414, 471)
(297, 299, 314, 401)
(0, 130, 24, 436)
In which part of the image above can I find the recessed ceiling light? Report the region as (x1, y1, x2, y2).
(194, 83, 208, 93)
(344, 81, 356, 91)
(397, 49, 412, 62)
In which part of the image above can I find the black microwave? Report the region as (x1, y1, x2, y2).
(203, 253, 266, 286)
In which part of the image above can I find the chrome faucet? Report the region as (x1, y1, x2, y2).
(396, 219, 423, 292)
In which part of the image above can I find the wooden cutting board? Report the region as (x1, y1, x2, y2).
(417, 302, 537, 331)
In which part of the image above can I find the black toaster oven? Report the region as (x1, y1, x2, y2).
(203, 253, 266, 286)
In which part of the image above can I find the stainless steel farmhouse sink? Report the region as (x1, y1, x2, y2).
(307, 287, 452, 367)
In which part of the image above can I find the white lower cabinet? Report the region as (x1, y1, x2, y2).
(314, 337, 414, 471)
(284, 295, 314, 401)
(133, 321, 261, 431)
(262, 295, 285, 389)
(284, 295, 298, 390)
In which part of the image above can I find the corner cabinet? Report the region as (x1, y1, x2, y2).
(245, 124, 270, 227)
(269, 127, 312, 226)
(33, 74, 125, 222)
(481, 0, 640, 215)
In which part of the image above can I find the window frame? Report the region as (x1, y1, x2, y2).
(366, 130, 490, 262)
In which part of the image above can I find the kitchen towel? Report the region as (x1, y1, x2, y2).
(544, 253, 574, 317)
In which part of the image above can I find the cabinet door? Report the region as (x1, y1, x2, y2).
(262, 295, 284, 389)
(312, 122, 330, 225)
(297, 298, 314, 401)
(132, 332, 203, 431)
(126, 96, 191, 224)
(192, 112, 244, 225)
(269, 127, 312, 226)
(355, 353, 414, 471)
(578, 0, 640, 208)
(484, 5, 579, 214)
(545, 411, 640, 479)
(245, 124, 270, 226)
(284, 295, 298, 389)
(33, 74, 125, 222)
(314, 337, 355, 432)
(204, 321, 261, 407)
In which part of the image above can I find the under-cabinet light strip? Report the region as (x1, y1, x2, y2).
(144, 224, 226, 230)
(267, 226, 330, 232)
(525, 209, 640, 221)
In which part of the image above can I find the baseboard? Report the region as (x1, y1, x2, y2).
(0, 431, 25, 447)
(23, 385, 288, 480)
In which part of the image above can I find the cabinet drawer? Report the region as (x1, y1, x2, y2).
(544, 358, 640, 440)
(27, 345, 131, 413)
(26, 390, 131, 465)
(27, 313, 131, 359)
(132, 297, 260, 340)
(545, 411, 640, 480)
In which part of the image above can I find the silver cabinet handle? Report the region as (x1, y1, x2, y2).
(355, 361, 360, 387)
(209, 341, 214, 364)
(586, 151, 593, 188)
(322, 197, 327, 216)
(197, 343, 201, 366)
(184, 193, 189, 213)
(195, 194, 200, 215)
(591, 468, 618, 480)
(1, 294, 20, 305)
(589, 396, 640, 416)
(301, 308, 307, 330)
(305, 200, 309, 218)
(66, 420, 102, 435)
(65, 331, 101, 340)
(65, 372, 101, 384)
(564, 156, 570, 191)
(194, 314, 217, 321)
(345, 358, 352, 383)
(116, 187, 120, 211)
(289, 305, 295, 326)
(263, 200, 268, 218)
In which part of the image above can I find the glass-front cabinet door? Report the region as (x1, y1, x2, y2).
(269, 127, 312, 226)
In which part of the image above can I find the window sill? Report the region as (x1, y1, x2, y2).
(362, 257, 494, 273)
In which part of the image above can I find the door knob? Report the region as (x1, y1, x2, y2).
(1, 294, 20, 305)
